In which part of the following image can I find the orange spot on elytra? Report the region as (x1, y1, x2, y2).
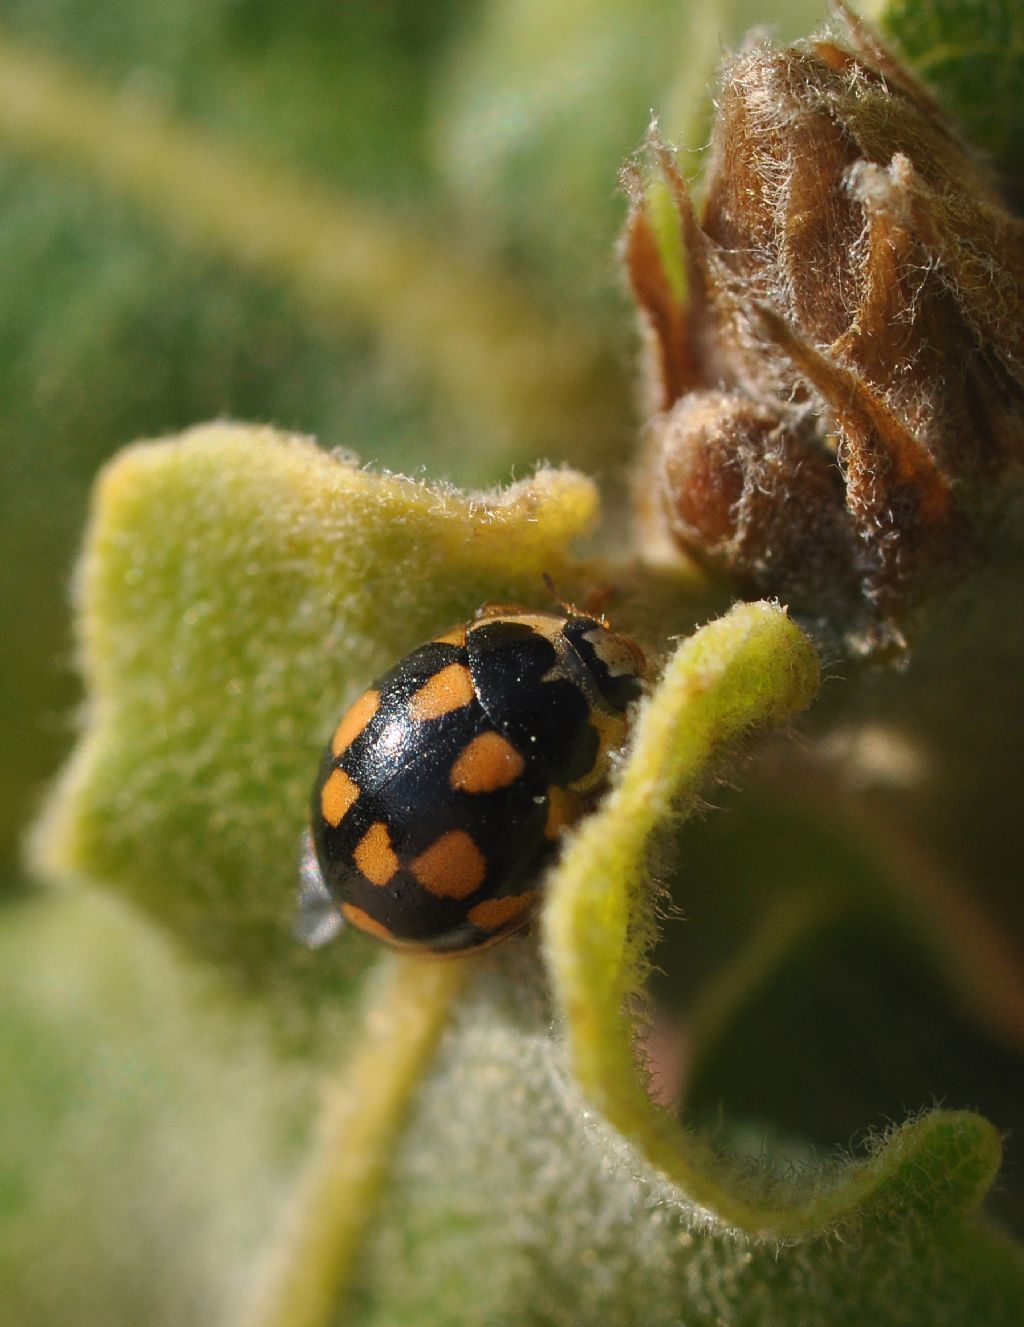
(341, 902, 396, 943)
(544, 785, 583, 840)
(353, 821, 399, 887)
(467, 891, 538, 932)
(411, 830, 486, 899)
(331, 690, 380, 757)
(320, 768, 359, 826)
(409, 663, 475, 721)
(450, 730, 525, 793)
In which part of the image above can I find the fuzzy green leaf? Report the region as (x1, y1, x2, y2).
(25, 430, 1023, 1325)
(0, 888, 314, 1327)
(30, 423, 598, 1022)
(345, 951, 1023, 1326)
(543, 603, 1005, 1234)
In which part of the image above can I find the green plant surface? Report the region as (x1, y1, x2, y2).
(869, 0, 1024, 187)
(346, 959, 1023, 1327)
(30, 424, 602, 1025)
(0, 887, 315, 1327)
(22, 422, 1022, 1325)
(2, 0, 1023, 1323)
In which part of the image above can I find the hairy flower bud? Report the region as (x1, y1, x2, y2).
(641, 391, 861, 621)
(628, 4, 1024, 653)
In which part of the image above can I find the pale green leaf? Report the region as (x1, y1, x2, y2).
(345, 949, 1024, 1327)
(543, 602, 1003, 1233)
(30, 422, 598, 1022)
(0, 888, 314, 1327)
(24, 430, 1023, 1326)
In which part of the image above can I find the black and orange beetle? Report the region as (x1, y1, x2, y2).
(298, 604, 645, 955)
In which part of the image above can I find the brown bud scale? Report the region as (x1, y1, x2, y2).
(628, 3, 1024, 653)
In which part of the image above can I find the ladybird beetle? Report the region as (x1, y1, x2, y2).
(299, 604, 645, 955)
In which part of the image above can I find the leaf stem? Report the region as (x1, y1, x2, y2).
(243, 954, 472, 1327)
